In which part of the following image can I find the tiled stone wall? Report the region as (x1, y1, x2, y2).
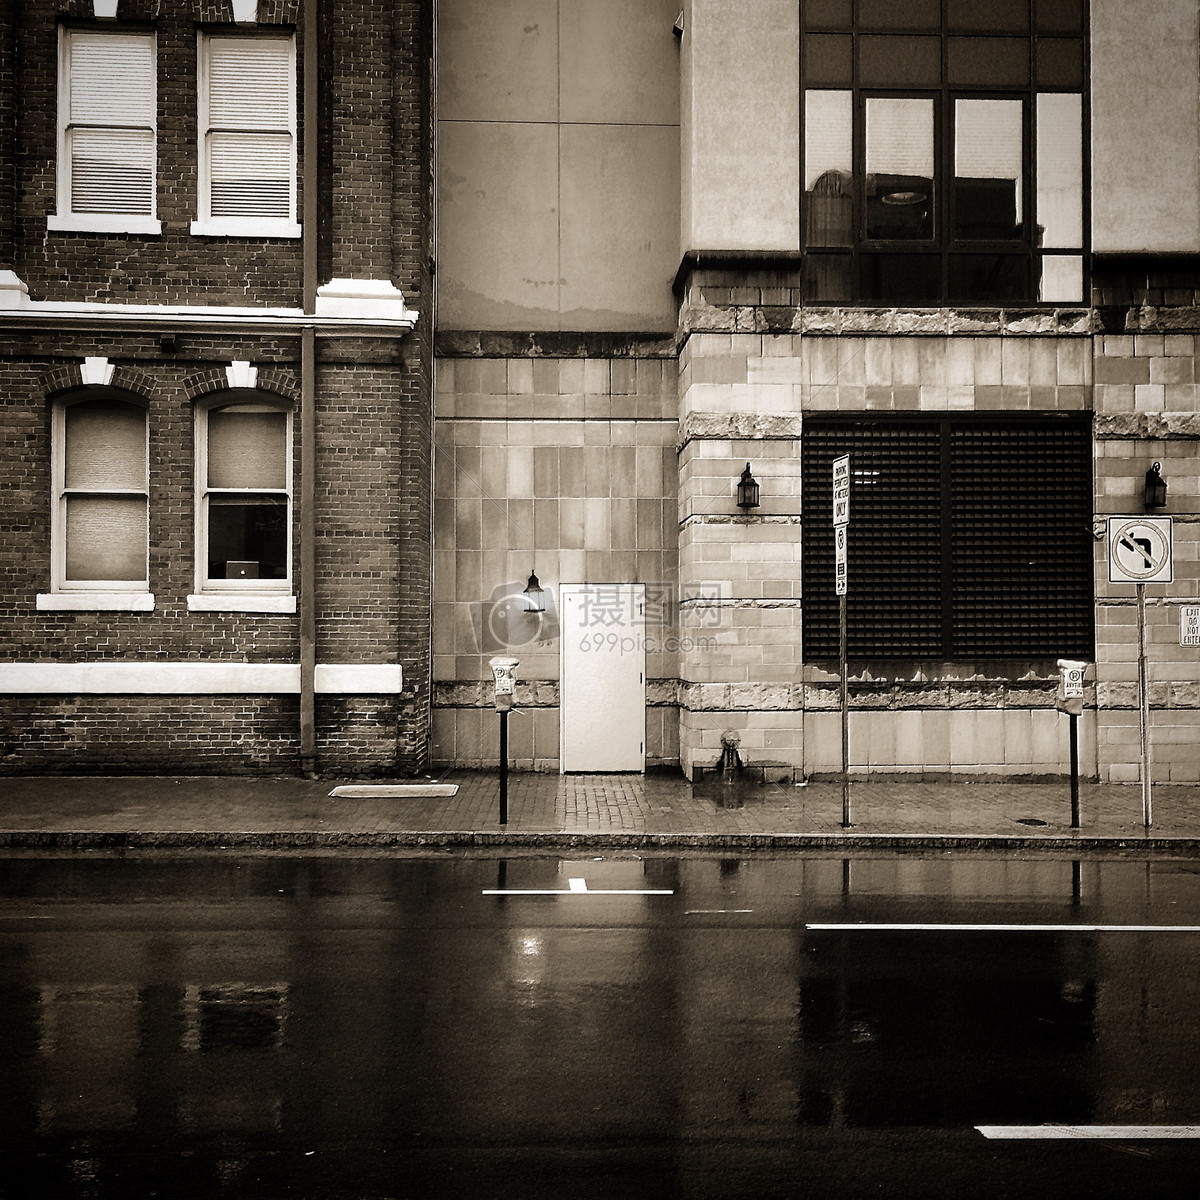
(432, 352, 679, 769)
(1093, 333, 1200, 783)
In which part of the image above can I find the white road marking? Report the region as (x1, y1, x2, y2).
(483, 877, 674, 896)
(807, 923, 1200, 933)
(685, 909, 754, 915)
(977, 1125, 1200, 1140)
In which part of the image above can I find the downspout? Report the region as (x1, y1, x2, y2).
(299, 0, 319, 776)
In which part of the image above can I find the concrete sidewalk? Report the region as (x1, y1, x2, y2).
(1, 770, 1199, 852)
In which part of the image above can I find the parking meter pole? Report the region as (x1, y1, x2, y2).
(488, 656, 520, 829)
(1069, 712, 1080, 829)
(499, 710, 509, 826)
(1137, 583, 1153, 828)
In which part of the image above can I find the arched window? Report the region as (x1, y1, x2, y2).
(194, 396, 292, 601)
(52, 393, 149, 593)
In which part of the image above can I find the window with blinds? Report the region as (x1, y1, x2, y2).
(195, 34, 298, 236)
(198, 401, 292, 590)
(802, 414, 1094, 662)
(55, 396, 149, 589)
(54, 30, 158, 231)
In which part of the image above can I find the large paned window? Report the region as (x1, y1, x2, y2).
(193, 33, 299, 237)
(801, 415, 1094, 662)
(52, 28, 160, 234)
(196, 398, 292, 596)
(802, 0, 1085, 305)
(53, 395, 149, 591)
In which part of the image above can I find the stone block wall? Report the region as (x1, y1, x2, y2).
(431, 345, 680, 769)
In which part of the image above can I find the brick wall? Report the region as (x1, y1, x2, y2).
(0, 0, 434, 776)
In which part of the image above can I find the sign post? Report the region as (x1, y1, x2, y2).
(489, 656, 520, 825)
(1107, 517, 1173, 829)
(833, 455, 851, 827)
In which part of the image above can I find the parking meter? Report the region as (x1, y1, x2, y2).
(489, 656, 520, 711)
(1055, 658, 1087, 716)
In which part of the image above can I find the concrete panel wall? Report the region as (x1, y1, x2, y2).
(1091, 0, 1200, 253)
(681, 0, 800, 252)
(437, 0, 681, 331)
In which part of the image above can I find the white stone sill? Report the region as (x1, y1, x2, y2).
(37, 593, 154, 612)
(187, 594, 297, 613)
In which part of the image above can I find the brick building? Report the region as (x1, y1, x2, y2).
(0, 0, 433, 774)
(433, 0, 1200, 785)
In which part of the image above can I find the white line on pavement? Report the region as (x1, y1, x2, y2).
(807, 923, 1200, 933)
(483, 877, 674, 896)
(977, 1125, 1200, 1140)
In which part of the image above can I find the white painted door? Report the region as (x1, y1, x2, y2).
(559, 583, 646, 772)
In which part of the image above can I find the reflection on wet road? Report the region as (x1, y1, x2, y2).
(1, 853, 1199, 1198)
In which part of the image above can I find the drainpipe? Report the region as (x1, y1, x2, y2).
(299, 0, 319, 776)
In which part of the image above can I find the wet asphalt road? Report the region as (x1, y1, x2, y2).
(2, 851, 1200, 1199)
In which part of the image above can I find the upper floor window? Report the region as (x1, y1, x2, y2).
(801, 0, 1084, 306)
(193, 397, 293, 608)
(192, 33, 300, 238)
(50, 28, 161, 235)
(51, 394, 149, 593)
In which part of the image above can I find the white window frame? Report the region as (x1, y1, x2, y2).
(190, 394, 295, 613)
(191, 31, 301, 239)
(49, 27, 161, 236)
(38, 393, 153, 612)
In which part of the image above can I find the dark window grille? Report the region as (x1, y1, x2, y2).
(802, 414, 1094, 661)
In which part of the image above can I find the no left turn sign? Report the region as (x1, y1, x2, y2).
(1108, 517, 1173, 584)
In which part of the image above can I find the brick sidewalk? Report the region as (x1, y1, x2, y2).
(1, 770, 1199, 851)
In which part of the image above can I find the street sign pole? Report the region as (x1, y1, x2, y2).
(1107, 518, 1171, 831)
(833, 456, 850, 827)
(1137, 582, 1152, 828)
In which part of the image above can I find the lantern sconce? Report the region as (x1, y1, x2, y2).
(523, 570, 546, 613)
(736, 463, 760, 510)
(1144, 461, 1168, 510)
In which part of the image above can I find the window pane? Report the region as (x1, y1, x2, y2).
(207, 494, 288, 580)
(804, 34, 852, 86)
(803, 253, 854, 302)
(207, 38, 291, 129)
(948, 254, 1030, 304)
(207, 407, 287, 489)
(948, 0, 1028, 33)
(1039, 255, 1083, 303)
(1036, 37, 1083, 88)
(954, 99, 1023, 240)
(805, 90, 853, 246)
(859, 36, 941, 86)
(69, 32, 154, 126)
(70, 128, 154, 215)
(1036, 93, 1082, 247)
(865, 98, 934, 241)
(65, 496, 146, 581)
(208, 132, 293, 218)
(65, 398, 146, 491)
(802, 0, 852, 29)
(1036, 0, 1083, 34)
(859, 254, 941, 303)
(947, 37, 1030, 86)
(859, 0, 940, 30)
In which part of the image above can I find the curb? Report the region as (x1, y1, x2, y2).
(1, 830, 1198, 853)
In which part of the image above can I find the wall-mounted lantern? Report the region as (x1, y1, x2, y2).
(1144, 461, 1168, 510)
(735, 463, 760, 510)
(523, 571, 546, 613)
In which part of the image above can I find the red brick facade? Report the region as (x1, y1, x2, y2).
(0, 0, 433, 776)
